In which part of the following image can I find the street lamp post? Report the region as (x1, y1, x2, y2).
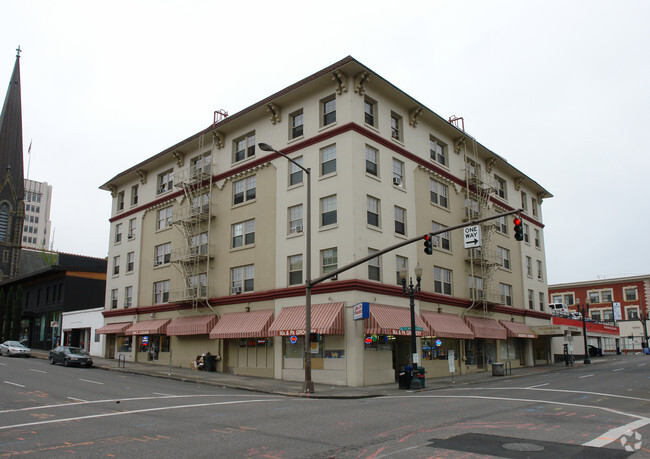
(576, 299, 591, 364)
(400, 263, 423, 390)
(259, 142, 314, 393)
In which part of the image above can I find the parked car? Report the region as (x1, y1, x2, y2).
(49, 346, 93, 367)
(588, 345, 603, 357)
(0, 340, 31, 357)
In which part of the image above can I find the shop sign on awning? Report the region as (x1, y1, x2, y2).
(364, 304, 430, 337)
(124, 319, 170, 336)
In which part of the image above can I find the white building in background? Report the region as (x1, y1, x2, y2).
(23, 179, 52, 249)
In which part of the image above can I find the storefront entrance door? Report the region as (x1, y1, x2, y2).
(392, 337, 412, 380)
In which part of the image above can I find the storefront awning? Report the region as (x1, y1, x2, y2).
(421, 311, 474, 339)
(167, 315, 218, 336)
(464, 316, 507, 340)
(364, 304, 430, 337)
(96, 322, 133, 335)
(209, 309, 274, 339)
(268, 302, 344, 336)
(124, 319, 170, 336)
(500, 320, 538, 339)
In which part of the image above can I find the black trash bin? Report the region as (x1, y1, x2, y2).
(203, 355, 217, 372)
(416, 367, 426, 388)
(398, 369, 410, 389)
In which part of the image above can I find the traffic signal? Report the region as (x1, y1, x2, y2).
(423, 233, 433, 255)
(513, 217, 524, 241)
(309, 333, 320, 342)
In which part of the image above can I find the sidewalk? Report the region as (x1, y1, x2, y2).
(29, 349, 605, 399)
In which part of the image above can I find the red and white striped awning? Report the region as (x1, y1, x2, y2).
(500, 320, 538, 339)
(209, 309, 274, 339)
(364, 304, 430, 337)
(464, 316, 507, 340)
(167, 315, 218, 336)
(268, 302, 344, 336)
(124, 319, 170, 336)
(96, 322, 132, 335)
(421, 311, 475, 339)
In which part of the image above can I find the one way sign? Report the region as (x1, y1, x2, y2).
(463, 225, 482, 248)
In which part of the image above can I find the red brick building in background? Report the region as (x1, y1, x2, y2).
(548, 275, 649, 352)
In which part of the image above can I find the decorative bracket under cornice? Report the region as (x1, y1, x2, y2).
(212, 131, 225, 149)
(266, 103, 281, 124)
(354, 71, 370, 96)
(108, 184, 117, 198)
(331, 70, 347, 95)
(217, 162, 272, 190)
(514, 176, 525, 191)
(454, 136, 466, 154)
(537, 191, 547, 205)
(135, 169, 147, 184)
(409, 106, 423, 127)
(485, 157, 497, 173)
(172, 150, 184, 167)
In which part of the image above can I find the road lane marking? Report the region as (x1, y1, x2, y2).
(446, 387, 650, 402)
(578, 374, 594, 378)
(68, 397, 88, 402)
(29, 369, 46, 373)
(583, 419, 650, 447)
(79, 378, 103, 385)
(526, 383, 549, 388)
(638, 363, 646, 367)
(152, 392, 173, 396)
(612, 368, 624, 372)
(3, 381, 26, 388)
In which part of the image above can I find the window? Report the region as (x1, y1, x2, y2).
(233, 176, 256, 205)
(394, 206, 406, 235)
(496, 215, 508, 234)
(153, 280, 170, 304)
(624, 287, 638, 301)
(289, 156, 303, 186)
(469, 275, 483, 300)
(429, 136, 446, 166)
(601, 290, 613, 302)
(113, 256, 120, 275)
(523, 223, 530, 243)
(111, 289, 118, 309)
(591, 311, 601, 321)
(464, 197, 479, 220)
(154, 242, 172, 266)
(536, 260, 543, 280)
(539, 292, 545, 312)
(564, 294, 575, 305)
(495, 175, 507, 199)
(390, 112, 403, 141)
(521, 191, 528, 212)
(156, 207, 173, 230)
(115, 223, 123, 244)
(190, 232, 209, 256)
(127, 218, 136, 239)
(430, 179, 448, 208)
(321, 248, 338, 275)
(526, 256, 532, 277)
(497, 246, 511, 270)
(117, 191, 125, 211)
(534, 229, 541, 248)
(288, 255, 303, 286)
(367, 196, 380, 227)
(232, 219, 255, 248)
(434, 266, 452, 295)
(233, 132, 256, 163)
(588, 291, 601, 303)
(191, 192, 210, 214)
(392, 158, 404, 187)
(290, 110, 304, 139)
(320, 144, 336, 175)
(131, 185, 139, 206)
(322, 96, 336, 126)
(531, 198, 538, 217)
(189, 273, 208, 297)
(368, 249, 381, 281)
(431, 222, 450, 251)
(321, 195, 337, 226)
(364, 97, 377, 127)
(396, 255, 408, 285)
(365, 145, 378, 176)
(124, 286, 132, 308)
(231, 265, 254, 294)
(126, 252, 134, 273)
(499, 283, 512, 306)
(288, 204, 303, 234)
(157, 169, 173, 194)
(528, 289, 535, 309)
(192, 152, 212, 175)
(628, 309, 639, 319)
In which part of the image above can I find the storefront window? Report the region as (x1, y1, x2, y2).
(364, 335, 393, 351)
(283, 335, 304, 358)
(117, 336, 132, 352)
(283, 335, 341, 358)
(239, 338, 273, 348)
(485, 340, 497, 364)
(465, 340, 476, 365)
(421, 338, 460, 360)
(323, 334, 344, 358)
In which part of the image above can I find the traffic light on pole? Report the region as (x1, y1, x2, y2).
(423, 233, 433, 255)
(513, 217, 524, 241)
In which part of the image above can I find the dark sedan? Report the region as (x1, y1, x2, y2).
(49, 346, 93, 367)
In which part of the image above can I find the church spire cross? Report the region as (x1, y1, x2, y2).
(16, 46, 21, 57)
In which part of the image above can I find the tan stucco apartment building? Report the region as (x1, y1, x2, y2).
(98, 56, 553, 387)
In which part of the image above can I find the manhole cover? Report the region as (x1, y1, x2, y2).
(502, 442, 545, 452)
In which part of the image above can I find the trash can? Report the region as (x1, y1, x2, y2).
(416, 367, 426, 388)
(398, 370, 410, 390)
(203, 355, 217, 372)
(492, 362, 505, 376)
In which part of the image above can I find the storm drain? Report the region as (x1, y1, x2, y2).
(502, 442, 545, 452)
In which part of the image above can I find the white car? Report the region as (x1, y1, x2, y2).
(0, 340, 31, 357)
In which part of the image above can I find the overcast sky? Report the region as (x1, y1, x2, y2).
(1, 1, 648, 285)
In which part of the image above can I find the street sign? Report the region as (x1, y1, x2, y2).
(399, 326, 423, 331)
(463, 225, 482, 248)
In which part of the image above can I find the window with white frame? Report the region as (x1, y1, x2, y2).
(590, 310, 601, 321)
(124, 286, 132, 308)
(531, 197, 538, 217)
(528, 289, 534, 309)
(322, 96, 336, 126)
(233, 132, 255, 163)
(624, 287, 638, 301)
(115, 223, 122, 243)
(394, 206, 406, 235)
(589, 291, 601, 303)
(496, 215, 508, 234)
(156, 207, 173, 230)
(499, 283, 512, 306)
(564, 294, 575, 305)
(523, 223, 530, 243)
(154, 242, 172, 266)
(390, 112, 403, 141)
(191, 192, 210, 214)
(126, 251, 134, 273)
(392, 158, 404, 187)
(288, 255, 303, 286)
(364, 97, 377, 127)
(601, 290, 613, 302)
(113, 256, 120, 276)
(434, 266, 452, 295)
(320, 144, 336, 175)
(465, 197, 479, 220)
(628, 308, 639, 319)
(432, 222, 450, 250)
(233, 176, 256, 205)
(157, 169, 173, 194)
(521, 191, 528, 212)
(191, 152, 211, 175)
(534, 228, 541, 248)
(367, 196, 380, 227)
(365, 145, 378, 176)
(526, 256, 532, 277)
(368, 249, 381, 281)
(429, 136, 446, 166)
(396, 255, 408, 285)
(288, 204, 303, 234)
(539, 292, 545, 311)
(131, 184, 139, 206)
(430, 179, 448, 208)
(117, 191, 125, 211)
(536, 260, 543, 280)
(497, 246, 511, 270)
(128, 218, 136, 239)
(289, 156, 303, 186)
(321, 248, 338, 275)
(190, 232, 209, 256)
(189, 273, 208, 297)
(469, 275, 484, 300)
(111, 289, 118, 309)
(321, 195, 337, 226)
(232, 219, 255, 248)
(153, 280, 170, 304)
(495, 175, 507, 199)
(290, 110, 303, 139)
(231, 265, 254, 294)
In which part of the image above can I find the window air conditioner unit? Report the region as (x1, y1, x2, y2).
(393, 177, 402, 186)
(127, 232, 134, 239)
(294, 225, 303, 233)
(232, 286, 242, 295)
